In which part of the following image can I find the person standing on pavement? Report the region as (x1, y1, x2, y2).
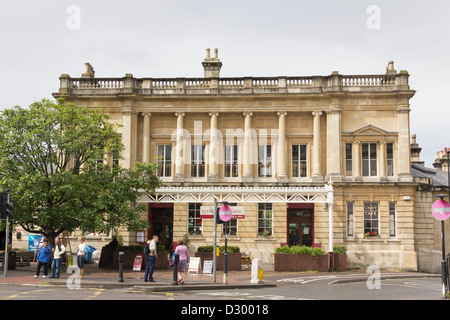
(144, 235, 158, 282)
(34, 238, 51, 278)
(76, 236, 86, 279)
(175, 238, 189, 284)
(50, 237, 66, 278)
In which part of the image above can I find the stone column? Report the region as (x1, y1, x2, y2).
(243, 112, 253, 181)
(277, 112, 288, 181)
(312, 111, 323, 181)
(142, 112, 151, 163)
(397, 105, 412, 180)
(328, 108, 342, 181)
(208, 112, 219, 181)
(175, 112, 185, 180)
(121, 107, 134, 169)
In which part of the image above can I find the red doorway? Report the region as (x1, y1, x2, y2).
(148, 203, 174, 252)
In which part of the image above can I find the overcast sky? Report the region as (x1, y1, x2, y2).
(0, 0, 449, 167)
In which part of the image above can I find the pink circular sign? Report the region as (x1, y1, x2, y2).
(219, 205, 232, 222)
(432, 199, 450, 221)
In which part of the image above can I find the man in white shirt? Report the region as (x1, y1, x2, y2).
(50, 237, 66, 278)
(144, 235, 158, 282)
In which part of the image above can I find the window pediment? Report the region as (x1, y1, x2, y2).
(344, 124, 394, 137)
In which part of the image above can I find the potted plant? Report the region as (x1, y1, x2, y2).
(333, 245, 347, 272)
(364, 231, 379, 238)
(195, 245, 241, 271)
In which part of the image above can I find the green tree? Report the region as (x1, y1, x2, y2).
(0, 99, 161, 245)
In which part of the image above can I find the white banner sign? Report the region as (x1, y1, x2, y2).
(200, 206, 245, 219)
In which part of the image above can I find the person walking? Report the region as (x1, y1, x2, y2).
(34, 238, 51, 278)
(144, 235, 158, 282)
(175, 238, 189, 284)
(76, 236, 86, 279)
(50, 237, 66, 278)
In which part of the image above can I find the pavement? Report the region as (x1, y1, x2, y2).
(0, 264, 441, 293)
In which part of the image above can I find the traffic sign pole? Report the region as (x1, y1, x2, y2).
(213, 199, 217, 283)
(3, 193, 10, 277)
(433, 195, 450, 297)
(218, 203, 232, 285)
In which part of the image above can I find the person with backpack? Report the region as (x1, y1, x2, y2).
(50, 237, 66, 278)
(144, 235, 158, 282)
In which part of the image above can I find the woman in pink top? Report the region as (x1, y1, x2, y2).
(175, 239, 189, 284)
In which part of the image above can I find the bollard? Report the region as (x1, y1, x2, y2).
(118, 251, 124, 282)
(250, 258, 264, 284)
(172, 252, 180, 285)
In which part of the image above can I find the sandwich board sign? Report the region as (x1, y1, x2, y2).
(188, 257, 202, 274)
(203, 259, 213, 274)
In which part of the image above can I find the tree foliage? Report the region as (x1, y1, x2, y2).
(0, 99, 161, 244)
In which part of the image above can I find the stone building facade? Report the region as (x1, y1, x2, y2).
(50, 50, 440, 271)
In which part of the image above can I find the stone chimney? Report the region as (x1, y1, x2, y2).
(410, 134, 424, 166)
(82, 62, 95, 78)
(433, 147, 450, 171)
(386, 60, 397, 75)
(202, 48, 222, 78)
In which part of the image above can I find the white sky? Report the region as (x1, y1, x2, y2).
(0, 0, 449, 167)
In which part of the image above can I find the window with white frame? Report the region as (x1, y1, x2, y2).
(188, 203, 202, 235)
(258, 145, 272, 177)
(386, 143, 394, 177)
(191, 145, 205, 177)
(346, 202, 354, 237)
(345, 143, 353, 176)
(94, 153, 105, 171)
(257, 203, 272, 236)
(364, 202, 379, 236)
(292, 144, 307, 177)
(389, 202, 396, 237)
(362, 143, 377, 176)
(224, 145, 239, 178)
(157, 144, 172, 177)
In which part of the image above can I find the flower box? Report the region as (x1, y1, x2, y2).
(334, 254, 347, 272)
(111, 250, 169, 270)
(274, 253, 329, 272)
(195, 252, 241, 271)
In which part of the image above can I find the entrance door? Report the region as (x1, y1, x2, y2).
(149, 205, 174, 252)
(287, 208, 313, 247)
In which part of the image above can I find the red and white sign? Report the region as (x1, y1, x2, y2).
(432, 199, 450, 221)
(200, 206, 245, 219)
(133, 254, 144, 271)
(219, 204, 233, 222)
